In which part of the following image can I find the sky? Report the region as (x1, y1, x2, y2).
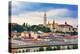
(10, 1, 78, 28)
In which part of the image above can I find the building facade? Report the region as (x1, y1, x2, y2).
(43, 12, 74, 32)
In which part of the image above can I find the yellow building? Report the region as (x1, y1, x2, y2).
(47, 20, 73, 32)
(21, 31, 38, 39)
(43, 12, 73, 32)
(57, 23, 73, 32)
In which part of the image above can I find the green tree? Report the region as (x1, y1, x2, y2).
(30, 25, 51, 33)
(22, 23, 26, 27)
(11, 23, 25, 32)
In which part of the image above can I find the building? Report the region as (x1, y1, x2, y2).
(11, 38, 78, 53)
(73, 28, 78, 32)
(43, 12, 74, 32)
(43, 12, 47, 26)
(21, 31, 38, 39)
(11, 31, 18, 39)
(46, 20, 73, 32)
(47, 20, 58, 32)
(57, 22, 73, 32)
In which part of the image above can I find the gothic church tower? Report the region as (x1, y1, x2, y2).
(43, 12, 47, 26)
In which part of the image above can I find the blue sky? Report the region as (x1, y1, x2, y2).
(10, 1, 78, 27)
(11, 1, 78, 18)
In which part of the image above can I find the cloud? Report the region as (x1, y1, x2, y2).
(47, 8, 77, 18)
(11, 8, 77, 28)
(11, 12, 44, 25)
(11, 1, 77, 17)
(11, 1, 44, 15)
(47, 9, 69, 18)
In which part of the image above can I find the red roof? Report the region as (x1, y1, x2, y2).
(58, 24, 72, 27)
(64, 35, 78, 39)
(21, 36, 34, 39)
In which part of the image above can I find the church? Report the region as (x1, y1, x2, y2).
(43, 12, 74, 32)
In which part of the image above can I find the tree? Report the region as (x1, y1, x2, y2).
(22, 23, 31, 31)
(30, 25, 38, 32)
(11, 23, 25, 32)
(10, 23, 51, 33)
(22, 23, 26, 27)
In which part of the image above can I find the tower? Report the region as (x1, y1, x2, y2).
(48, 21, 50, 25)
(53, 20, 55, 29)
(44, 12, 47, 26)
(65, 21, 68, 25)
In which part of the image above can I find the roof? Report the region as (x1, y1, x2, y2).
(58, 24, 73, 27)
(64, 35, 78, 39)
(11, 39, 78, 49)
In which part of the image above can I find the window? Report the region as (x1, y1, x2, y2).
(69, 27, 71, 31)
(22, 50, 25, 53)
(18, 50, 21, 53)
(26, 49, 28, 52)
(34, 50, 35, 52)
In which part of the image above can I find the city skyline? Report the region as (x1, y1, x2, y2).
(10, 1, 78, 28)
(9, 2, 78, 53)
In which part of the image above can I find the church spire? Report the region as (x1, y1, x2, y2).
(44, 12, 47, 26)
(65, 21, 68, 25)
(53, 20, 55, 29)
(48, 21, 50, 24)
